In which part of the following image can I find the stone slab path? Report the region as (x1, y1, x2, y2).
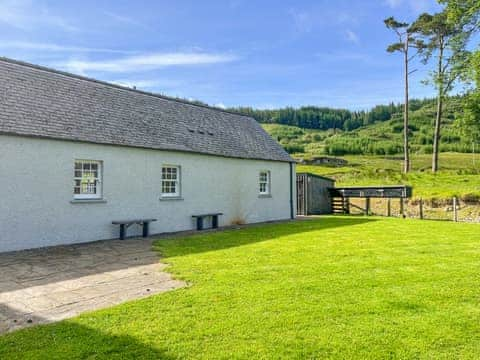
(0, 238, 185, 333)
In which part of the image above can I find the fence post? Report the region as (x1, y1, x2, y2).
(387, 198, 391, 217)
(365, 198, 370, 216)
(453, 197, 458, 222)
(419, 198, 424, 220)
(400, 198, 405, 218)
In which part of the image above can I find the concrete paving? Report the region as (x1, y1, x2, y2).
(0, 238, 185, 333)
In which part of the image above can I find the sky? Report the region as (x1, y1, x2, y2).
(0, 0, 444, 110)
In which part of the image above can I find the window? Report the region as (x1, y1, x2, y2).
(74, 160, 102, 199)
(162, 165, 180, 197)
(259, 171, 270, 195)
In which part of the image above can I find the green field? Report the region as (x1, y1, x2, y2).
(262, 122, 480, 201)
(1, 217, 479, 359)
(297, 153, 480, 201)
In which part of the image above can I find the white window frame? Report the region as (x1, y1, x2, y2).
(161, 165, 181, 198)
(73, 160, 103, 200)
(259, 171, 271, 195)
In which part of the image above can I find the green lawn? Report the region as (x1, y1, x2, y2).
(1, 217, 480, 359)
(297, 153, 480, 201)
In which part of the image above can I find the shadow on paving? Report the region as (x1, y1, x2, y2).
(154, 216, 376, 258)
(0, 238, 160, 294)
(0, 303, 46, 333)
(0, 303, 172, 359)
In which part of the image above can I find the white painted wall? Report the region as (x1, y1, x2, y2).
(0, 135, 295, 252)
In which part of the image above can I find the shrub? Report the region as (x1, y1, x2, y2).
(460, 193, 480, 203)
(284, 144, 305, 153)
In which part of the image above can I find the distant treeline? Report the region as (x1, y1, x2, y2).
(228, 98, 435, 131)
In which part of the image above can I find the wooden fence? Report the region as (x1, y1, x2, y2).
(346, 197, 478, 223)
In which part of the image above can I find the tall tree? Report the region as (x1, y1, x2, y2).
(440, 0, 480, 30)
(384, 17, 424, 173)
(441, 0, 480, 161)
(411, 11, 470, 172)
(456, 51, 480, 161)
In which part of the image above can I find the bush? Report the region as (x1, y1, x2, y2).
(418, 145, 433, 154)
(392, 123, 404, 133)
(324, 137, 402, 156)
(284, 144, 305, 153)
(460, 193, 480, 203)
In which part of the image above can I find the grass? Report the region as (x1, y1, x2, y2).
(261, 123, 480, 200)
(297, 153, 480, 200)
(1, 217, 479, 359)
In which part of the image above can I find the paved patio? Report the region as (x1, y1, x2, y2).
(0, 238, 185, 333)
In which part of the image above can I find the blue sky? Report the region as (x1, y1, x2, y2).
(0, 0, 443, 109)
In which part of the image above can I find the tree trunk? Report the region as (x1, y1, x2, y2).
(432, 95, 443, 172)
(403, 38, 410, 173)
(432, 45, 444, 173)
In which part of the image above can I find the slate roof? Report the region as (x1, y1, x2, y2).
(0, 57, 292, 162)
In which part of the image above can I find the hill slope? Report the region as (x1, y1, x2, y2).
(234, 97, 473, 157)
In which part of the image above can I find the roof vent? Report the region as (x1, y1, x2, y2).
(186, 127, 214, 135)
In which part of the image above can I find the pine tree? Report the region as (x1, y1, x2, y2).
(411, 11, 470, 172)
(384, 17, 425, 173)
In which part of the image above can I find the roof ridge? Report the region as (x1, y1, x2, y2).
(0, 56, 252, 119)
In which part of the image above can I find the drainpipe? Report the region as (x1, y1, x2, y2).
(290, 162, 294, 219)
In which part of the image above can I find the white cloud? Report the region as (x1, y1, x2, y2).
(214, 102, 226, 109)
(0, 0, 77, 31)
(111, 78, 182, 90)
(57, 52, 238, 74)
(345, 30, 360, 45)
(0, 41, 136, 54)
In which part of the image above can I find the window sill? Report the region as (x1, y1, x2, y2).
(258, 194, 272, 198)
(70, 199, 107, 204)
(159, 196, 184, 201)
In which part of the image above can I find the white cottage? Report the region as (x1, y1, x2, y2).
(0, 57, 295, 253)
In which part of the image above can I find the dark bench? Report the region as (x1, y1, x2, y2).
(112, 219, 157, 240)
(191, 213, 223, 231)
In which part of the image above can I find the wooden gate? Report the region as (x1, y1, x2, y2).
(296, 174, 307, 215)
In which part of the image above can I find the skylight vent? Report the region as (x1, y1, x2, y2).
(186, 127, 214, 135)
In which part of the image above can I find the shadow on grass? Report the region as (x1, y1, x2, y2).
(0, 307, 172, 359)
(153, 216, 376, 258)
(0, 304, 173, 359)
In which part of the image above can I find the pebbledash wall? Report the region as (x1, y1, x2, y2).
(0, 134, 295, 253)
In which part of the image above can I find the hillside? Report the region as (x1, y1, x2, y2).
(238, 98, 480, 203)
(235, 96, 473, 157)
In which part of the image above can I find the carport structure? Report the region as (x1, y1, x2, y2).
(329, 185, 413, 216)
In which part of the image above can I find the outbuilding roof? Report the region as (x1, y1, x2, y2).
(0, 57, 292, 162)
